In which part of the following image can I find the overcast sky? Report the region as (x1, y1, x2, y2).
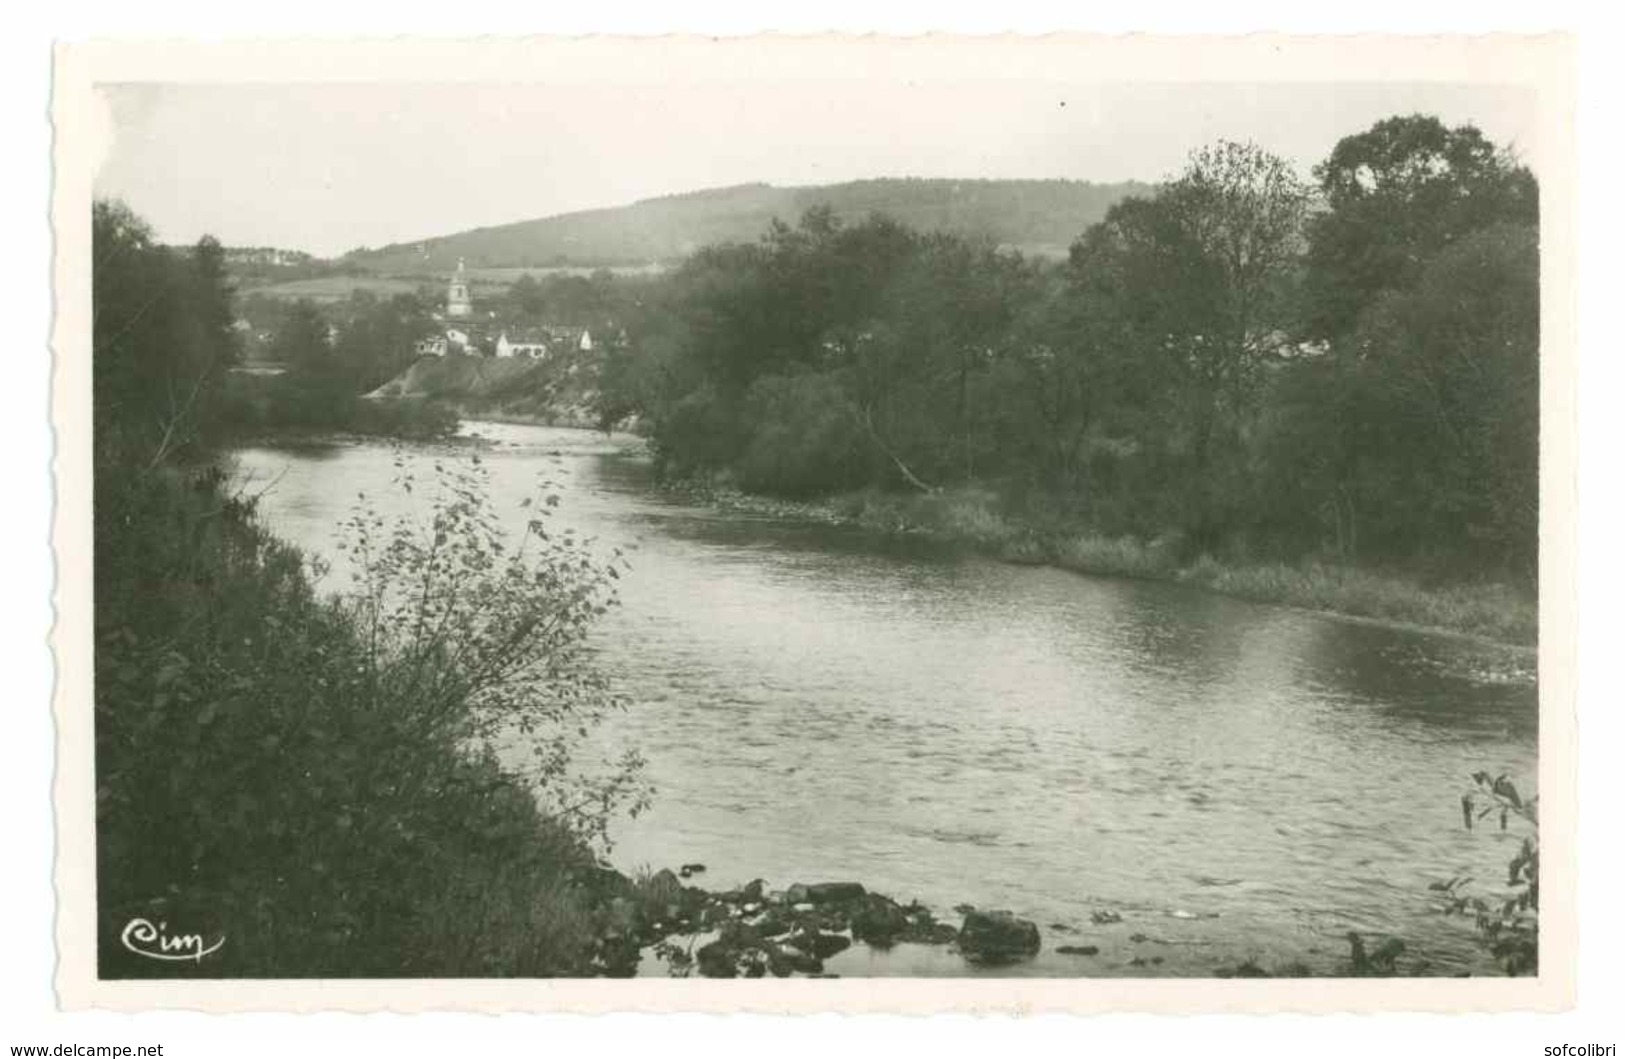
(93, 79, 1540, 257)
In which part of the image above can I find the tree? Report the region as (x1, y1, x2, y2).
(1346, 224, 1539, 573)
(92, 200, 240, 467)
(1303, 114, 1538, 341)
(332, 292, 435, 393)
(1164, 141, 1311, 455)
(1068, 142, 1309, 546)
(270, 300, 334, 378)
(990, 266, 1149, 499)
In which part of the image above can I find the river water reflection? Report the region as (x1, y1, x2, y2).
(233, 422, 1538, 977)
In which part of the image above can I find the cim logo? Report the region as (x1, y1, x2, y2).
(119, 918, 225, 964)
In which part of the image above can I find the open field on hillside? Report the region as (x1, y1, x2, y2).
(237, 275, 432, 302)
(239, 263, 673, 302)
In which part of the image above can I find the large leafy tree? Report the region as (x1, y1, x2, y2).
(1068, 142, 1309, 543)
(1303, 114, 1538, 341)
(1163, 141, 1311, 448)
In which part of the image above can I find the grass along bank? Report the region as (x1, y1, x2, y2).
(668, 480, 1536, 647)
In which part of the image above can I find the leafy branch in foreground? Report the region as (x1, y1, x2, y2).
(336, 451, 650, 851)
(1432, 771, 1538, 976)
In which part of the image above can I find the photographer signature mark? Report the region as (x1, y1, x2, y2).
(120, 918, 225, 963)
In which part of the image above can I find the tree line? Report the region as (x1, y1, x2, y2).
(598, 115, 1539, 583)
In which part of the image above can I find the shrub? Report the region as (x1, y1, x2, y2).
(94, 455, 644, 977)
(736, 373, 866, 497)
(336, 453, 649, 849)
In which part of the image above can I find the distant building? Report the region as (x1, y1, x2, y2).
(446, 258, 473, 319)
(411, 262, 601, 362)
(220, 247, 315, 268)
(538, 324, 594, 352)
(495, 329, 549, 359)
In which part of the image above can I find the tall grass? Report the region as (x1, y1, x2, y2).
(1181, 560, 1536, 645)
(807, 487, 1536, 645)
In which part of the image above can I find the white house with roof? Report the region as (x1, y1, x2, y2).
(495, 329, 549, 359)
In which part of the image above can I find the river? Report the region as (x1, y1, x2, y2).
(231, 421, 1538, 977)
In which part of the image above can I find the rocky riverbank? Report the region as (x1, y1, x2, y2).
(570, 865, 1353, 979)
(577, 865, 1059, 978)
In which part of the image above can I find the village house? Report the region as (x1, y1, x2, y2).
(419, 260, 598, 360)
(495, 329, 549, 359)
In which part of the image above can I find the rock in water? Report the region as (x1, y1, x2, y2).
(695, 921, 767, 978)
(850, 893, 909, 946)
(958, 910, 1041, 962)
(915, 922, 960, 945)
(1056, 944, 1100, 956)
(785, 930, 853, 960)
(767, 944, 824, 977)
(696, 940, 737, 978)
(751, 908, 793, 938)
(806, 882, 867, 905)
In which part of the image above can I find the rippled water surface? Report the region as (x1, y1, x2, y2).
(233, 422, 1538, 976)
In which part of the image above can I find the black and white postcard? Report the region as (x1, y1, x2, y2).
(50, 34, 1576, 1012)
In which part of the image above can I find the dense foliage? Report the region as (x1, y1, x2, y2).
(223, 291, 456, 438)
(94, 200, 642, 976)
(92, 201, 241, 467)
(598, 117, 1539, 584)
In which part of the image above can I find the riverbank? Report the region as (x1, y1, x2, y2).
(451, 404, 601, 430)
(222, 367, 461, 440)
(663, 479, 1537, 647)
(580, 867, 1384, 978)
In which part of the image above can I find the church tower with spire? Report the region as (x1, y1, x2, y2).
(446, 258, 473, 319)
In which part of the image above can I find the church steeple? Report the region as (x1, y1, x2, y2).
(446, 257, 472, 319)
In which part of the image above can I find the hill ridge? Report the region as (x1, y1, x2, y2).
(344, 177, 1153, 272)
